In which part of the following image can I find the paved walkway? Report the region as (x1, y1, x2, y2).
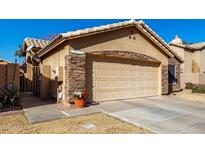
(21, 96, 100, 123)
(21, 95, 205, 133)
(94, 96, 205, 134)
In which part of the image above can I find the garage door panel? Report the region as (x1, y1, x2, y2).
(87, 56, 160, 102)
(98, 68, 108, 76)
(98, 80, 109, 88)
(98, 91, 109, 101)
(109, 80, 120, 88)
(93, 68, 98, 76)
(93, 80, 98, 88)
(109, 69, 120, 76)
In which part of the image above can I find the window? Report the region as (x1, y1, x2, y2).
(168, 64, 176, 84)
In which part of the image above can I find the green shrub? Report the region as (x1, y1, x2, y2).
(192, 84, 205, 93)
(0, 102, 3, 109)
(0, 85, 21, 109)
(186, 82, 194, 89)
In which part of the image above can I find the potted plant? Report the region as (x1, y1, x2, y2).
(73, 90, 89, 108)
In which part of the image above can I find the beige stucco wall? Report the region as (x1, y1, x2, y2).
(169, 45, 201, 74)
(181, 73, 200, 89)
(192, 50, 200, 73)
(199, 48, 205, 73)
(169, 45, 185, 73)
(169, 45, 185, 60)
(42, 44, 68, 66)
(40, 26, 173, 100)
(170, 45, 192, 74)
(66, 26, 173, 97)
(170, 44, 205, 88)
(184, 50, 193, 73)
(68, 26, 169, 65)
(40, 43, 68, 100)
(199, 74, 205, 84)
(170, 45, 205, 88)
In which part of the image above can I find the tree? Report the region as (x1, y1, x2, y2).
(182, 40, 193, 45)
(14, 45, 25, 64)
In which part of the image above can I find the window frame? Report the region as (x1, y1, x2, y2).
(168, 64, 177, 85)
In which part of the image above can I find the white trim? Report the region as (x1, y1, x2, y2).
(159, 64, 162, 95)
(61, 111, 70, 116)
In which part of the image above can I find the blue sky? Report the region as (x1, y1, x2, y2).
(1, 19, 205, 62)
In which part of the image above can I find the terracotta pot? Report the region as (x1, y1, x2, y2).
(74, 99, 86, 108)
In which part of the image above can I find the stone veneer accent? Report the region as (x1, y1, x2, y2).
(64, 50, 181, 102)
(161, 57, 181, 95)
(90, 50, 161, 63)
(168, 57, 181, 92)
(161, 65, 168, 94)
(65, 53, 86, 103)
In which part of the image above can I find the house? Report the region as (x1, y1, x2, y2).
(23, 20, 183, 103)
(21, 38, 50, 95)
(169, 35, 205, 88)
(0, 59, 10, 65)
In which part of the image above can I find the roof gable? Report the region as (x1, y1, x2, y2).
(36, 20, 183, 63)
(23, 37, 51, 53)
(189, 42, 205, 49)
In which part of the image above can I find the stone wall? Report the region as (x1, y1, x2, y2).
(162, 57, 181, 94)
(64, 50, 181, 102)
(168, 57, 181, 92)
(161, 65, 168, 94)
(65, 53, 86, 103)
(161, 57, 181, 95)
(90, 50, 161, 63)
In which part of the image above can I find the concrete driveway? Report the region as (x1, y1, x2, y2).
(94, 96, 205, 134)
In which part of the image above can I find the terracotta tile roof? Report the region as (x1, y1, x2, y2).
(169, 35, 205, 50)
(188, 42, 205, 49)
(170, 42, 205, 50)
(60, 19, 138, 38)
(37, 19, 183, 63)
(24, 37, 50, 50)
(169, 43, 196, 50)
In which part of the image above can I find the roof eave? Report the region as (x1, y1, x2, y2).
(62, 24, 135, 40)
(37, 37, 65, 58)
(138, 23, 184, 63)
(169, 43, 196, 50)
(37, 23, 136, 58)
(37, 20, 183, 63)
(134, 24, 174, 58)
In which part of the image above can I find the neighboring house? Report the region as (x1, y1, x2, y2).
(25, 19, 182, 103)
(0, 59, 10, 65)
(21, 38, 50, 95)
(169, 35, 205, 88)
(0, 59, 20, 93)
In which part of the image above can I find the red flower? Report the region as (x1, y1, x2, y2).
(82, 90, 89, 97)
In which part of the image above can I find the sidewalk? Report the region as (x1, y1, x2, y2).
(21, 96, 100, 123)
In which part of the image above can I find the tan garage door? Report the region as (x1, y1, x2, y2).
(86, 55, 160, 102)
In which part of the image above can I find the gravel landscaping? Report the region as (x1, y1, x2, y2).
(0, 113, 151, 134)
(0, 105, 22, 114)
(173, 92, 205, 103)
